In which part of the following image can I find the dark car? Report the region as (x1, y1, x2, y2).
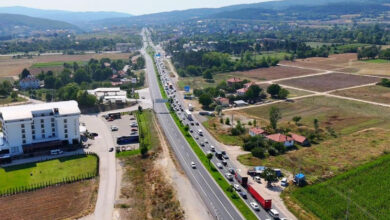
(91, 133, 98, 137)
(109, 147, 114, 152)
(239, 191, 247, 199)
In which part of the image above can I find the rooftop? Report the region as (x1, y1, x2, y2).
(0, 101, 80, 121)
(227, 77, 242, 83)
(290, 133, 307, 143)
(266, 133, 293, 143)
(250, 127, 266, 135)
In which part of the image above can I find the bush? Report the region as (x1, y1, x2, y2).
(251, 147, 266, 159)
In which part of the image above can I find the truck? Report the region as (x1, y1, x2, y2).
(116, 135, 139, 145)
(188, 104, 194, 111)
(235, 173, 248, 188)
(247, 185, 272, 210)
(108, 112, 121, 120)
(184, 110, 193, 121)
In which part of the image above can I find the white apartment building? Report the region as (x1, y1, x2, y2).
(0, 101, 81, 156)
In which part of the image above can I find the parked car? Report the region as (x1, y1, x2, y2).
(228, 168, 235, 174)
(223, 154, 229, 159)
(204, 139, 209, 144)
(281, 177, 288, 187)
(222, 160, 227, 166)
(217, 163, 223, 169)
(109, 147, 114, 152)
(200, 142, 205, 147)
(191, 161, 196, 169)
(255, 176, 261, 183)
(210, 145, 215, 151)
(90, 132, 98, 137)
(250, 202, 260, 211)
(110, 126, 118, 131)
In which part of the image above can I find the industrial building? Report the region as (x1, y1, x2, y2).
(0, 101, 81, 156)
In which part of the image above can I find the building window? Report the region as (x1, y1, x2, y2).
(52, 132, 55, 137)
(32, 135, 35, 140)
(52, 128, 55, 132)
(65, 134, 68, 138)
(41, 119, 44, 123)
(51, 123, 55, 127)
(42, 134, 45, 138)
(21, 124, 25, 128)
(51, 118, 55, 122)
(31, 125, 35, 129)
(64, 124, 68, 129)
(22, 140, 26, 144)
(41, 124, 44, 128)
(22, 129, 25, 133)
(41, 129, 45, 134)
(64, 119, 67, 123)
(65, 129, 68, 134)
(22, 134, 25, 138)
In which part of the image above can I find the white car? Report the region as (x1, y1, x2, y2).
(217, 163, 223, 169)
(269, 209, 280, 218)
(233, 184, 241, 191)
(204, 139, 208, 143)
(250, 202, 260, 211)
(255, 176, 261, 183)
(110, 126, 118, 131)
(225, 173, 233, 181)
(191, 162, 196, 169)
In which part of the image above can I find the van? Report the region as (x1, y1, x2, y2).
(50, 149, 63, 155)
(269, 209, 280, 218)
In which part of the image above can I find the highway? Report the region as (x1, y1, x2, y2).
(143, 29, 290, 219)
(142, 30, 245, 220)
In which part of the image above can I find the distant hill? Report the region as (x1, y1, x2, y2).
(0, 6, 132, 26)
(93, 0, 390, 26)
(0, 13, 80, 38)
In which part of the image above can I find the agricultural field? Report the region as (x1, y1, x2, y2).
(258, 83, 313, 98)
(332, 85, 390, 104)
(279, 53, 356, 70)
(0, 53, 131, 79)
(236, 96, 390, 180)
(289, 153, 390, 220)
(278, 73, 379, 92)
(0, 179, 98, 220)
(0, 154, 98, 192)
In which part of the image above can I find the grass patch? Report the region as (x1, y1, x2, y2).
(148, 49, 257, 220)
(0, 96, 27, 105)
(202, 119, 244, 146)
(289, 153, 390, 220)
(0, 154, 98, 192)
(31, 61, 85, 68)
(361, 59, 390, 64)
(332, 85, 390, 105)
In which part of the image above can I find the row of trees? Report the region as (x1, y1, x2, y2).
(357, 46, 390, 60)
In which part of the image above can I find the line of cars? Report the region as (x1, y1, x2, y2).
(155, 53, 286, 219)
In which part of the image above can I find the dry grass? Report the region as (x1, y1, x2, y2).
(332, 85, 390, 104)
(0, 53, 131, 78)
(229, 66, 320, 81)
(280, 53, 356, 70)
(0, 179, 98, 220)
(278, 73, 379, 92)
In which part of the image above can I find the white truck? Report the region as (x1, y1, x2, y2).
(184, 109, 193, 121)
(188, 104, 194, 111)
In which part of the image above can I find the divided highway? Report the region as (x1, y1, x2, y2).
(142, 31, 245, 220)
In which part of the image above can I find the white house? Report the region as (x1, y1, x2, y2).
(19, 75, 41, 90)
(87, 87, 127, 104)
(0, 101, 81, 156)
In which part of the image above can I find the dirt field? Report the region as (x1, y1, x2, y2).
(0, 53, 131, 78)
(332, 85, 390, 104)
(278, 73, 379, 92)
(280, 53, 356, 70)
(0, 179, 98, 220)
(229, 66, 320, 81)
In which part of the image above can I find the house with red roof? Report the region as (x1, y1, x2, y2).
(214, 97, 230, 107)
(244, 82, 256, 89)
(227, 77, 243, 86)
(249, 127, 266, 137)
(236, 87, 248, 96)
(289, 133, 310, 146)
(266, 133, 294, 147)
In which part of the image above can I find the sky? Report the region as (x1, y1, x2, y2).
(0, 0, 272, 15)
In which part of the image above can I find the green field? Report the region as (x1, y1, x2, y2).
(0, 154, 98, 192)
(290, 153, 390, 220)
(31, 61, 85, 68)
(362, 59, 390, 63)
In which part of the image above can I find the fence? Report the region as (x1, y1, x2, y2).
(0, 152, 99, 197)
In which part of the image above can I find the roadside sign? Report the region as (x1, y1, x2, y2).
(155, 99, 168, 103)
(184, 85, 190, 92)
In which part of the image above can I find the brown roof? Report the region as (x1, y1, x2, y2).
(227, 77, 242, 83)
(236, 88, 248, 94)
(290, 133, 307, 143)
(266, 133, 293, 143)
(244, 82, 255, 88)
(250, 127, 266, 135)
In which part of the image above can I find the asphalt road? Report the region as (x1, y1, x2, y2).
(142, 31, 246, 220)
(143, 30, 290, 219)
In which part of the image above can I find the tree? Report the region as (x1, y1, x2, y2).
(10, 91, 18, 101)
(269, 107, 282, 131)
(267, 84, 281, 98)
(245, 85, 262, 101)
(138, 105, 143, 113)
(225, 117, 230, 125)
(292, 116, 302, 126)
(45, 93, 53, 102)
(73, 69, 91, 84)
(184, 125, 190, 133)
(199, 93, 213, 109)
(207, 153, 213, 167)
(263, 168, 278, 187)
(77, 90, 97, 107)
(44, 75, 56, 89)
(20, 69, 30, 79)
(314, 118, 320, 134)
(203, 70, 213, 79)
(140, 145, 148, 158)
(251, 147, 265, 159)
(278, 88, 289, 99)
(215, 105, 223, 116)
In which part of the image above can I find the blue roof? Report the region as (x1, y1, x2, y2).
(295, 173, 305, 179)
(254, 166, 266, 171)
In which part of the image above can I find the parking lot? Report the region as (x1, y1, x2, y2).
(104, 114, 139, 152)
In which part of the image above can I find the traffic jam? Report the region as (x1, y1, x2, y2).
(154, 52, 285, 220)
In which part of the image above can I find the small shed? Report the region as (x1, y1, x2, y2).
(294, 173, 306, 186)
(234, 100, 248, 107)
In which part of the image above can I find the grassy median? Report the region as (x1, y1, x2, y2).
(148, 50, 257, 220)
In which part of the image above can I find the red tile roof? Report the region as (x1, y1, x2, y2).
(227, 77, 242, 83)
(266, 133, 293, 143)
(236, 88, 248, 94)
(250, 127, 266, 135)
(290, 133, 307, 143)
(244, 82, 255, 88)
